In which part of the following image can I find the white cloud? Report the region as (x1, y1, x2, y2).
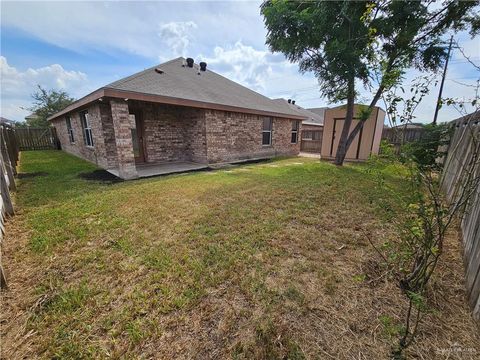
(1, 1, 478, 124)
(0, 1, 266, 61)
(158, 21, 197, 57)
(0, 56, 88, 121)
(202, 41, 275, 91)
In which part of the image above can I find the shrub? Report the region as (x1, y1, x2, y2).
(400, 123, 452, 170)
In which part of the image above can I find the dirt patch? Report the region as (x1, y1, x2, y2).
(16, 172, 48, 179)
(78, 170, 123, 184)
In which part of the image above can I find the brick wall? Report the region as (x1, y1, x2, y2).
(99, 103, 118, 168)
(183, 108, 207, 163)
(204, 109, 301, 163)
(52, 103, 109, 167)
(111, 100, 137, 179)
(135, 101, 207, 164)
(53, 100, 302, 172)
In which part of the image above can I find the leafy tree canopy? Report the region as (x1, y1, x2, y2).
(261, 0, 479, 165)
(25, 85, 75, 127)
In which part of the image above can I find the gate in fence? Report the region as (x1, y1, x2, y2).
(14, 127, 60, 151)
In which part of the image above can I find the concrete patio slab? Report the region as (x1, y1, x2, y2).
(107, 161, 208, 179)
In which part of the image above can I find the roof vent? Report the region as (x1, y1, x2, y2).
(287, 99, 291, 104)
(292, 100, 296, 105)
(155, 68, 164, 74)
(186, 58, 194, 68)
(199, 62, 207, 71)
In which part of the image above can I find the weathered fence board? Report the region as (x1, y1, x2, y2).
(0, 123, 19, 289)
(441, 111, 480, 321)
(382, 126, 426, 153)
(300, 129, 323, 153)
(14, 127, 60, 151)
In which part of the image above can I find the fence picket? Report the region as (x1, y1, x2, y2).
(441, 111, 480, 321)
(14, 127, 60, 151)
(0, 123, 19, 289)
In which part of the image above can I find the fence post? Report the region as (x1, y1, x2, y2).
(0, 129, 16, 192)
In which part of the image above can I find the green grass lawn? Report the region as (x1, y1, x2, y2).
(2, 151, 478, 359)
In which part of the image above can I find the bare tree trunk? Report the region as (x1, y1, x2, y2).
(334, 79, 355, 165)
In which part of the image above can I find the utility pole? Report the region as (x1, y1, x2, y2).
(432, 35, 453, 125)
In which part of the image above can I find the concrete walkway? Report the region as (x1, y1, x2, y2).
(299, 152, 321, 159)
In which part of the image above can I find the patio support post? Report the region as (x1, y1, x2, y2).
(110, 99, 138, 179)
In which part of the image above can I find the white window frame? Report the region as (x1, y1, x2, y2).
(262, 117, 273, 146)
(80, 110, 94, 147)
(65, 116, 75, 143)
(291, 121, 299, 144)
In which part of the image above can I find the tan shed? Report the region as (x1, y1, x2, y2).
(321, 104, 385, 161)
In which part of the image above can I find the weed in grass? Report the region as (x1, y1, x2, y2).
(379, 315, 405, 339)
(352, 274, 367, 283)
(125, 319, 147, 344)
(43, 281, 92, 315)
(284, 285, 306, 305)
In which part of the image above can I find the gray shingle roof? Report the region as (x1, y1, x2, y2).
(307, 107, 327, 123)
(105, 57, 304, 119)
(273, 99, 324, 125)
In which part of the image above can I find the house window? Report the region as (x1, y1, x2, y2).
(80, 110, 94, 147)
(291, 121, 299, 143)
(262, 118, 273, 146)
(65, 116, 75, 143)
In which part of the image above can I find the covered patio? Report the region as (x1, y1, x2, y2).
(103, 98, 209, 180)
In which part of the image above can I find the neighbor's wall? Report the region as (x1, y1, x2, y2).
(52, 103, 114, 169)
(204, 110, 301, 163)
(321, 105, 384, 161)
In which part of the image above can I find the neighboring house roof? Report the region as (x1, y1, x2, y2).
(273, 99, 324, 126)
(307, 107, 327, 119)
(49, 57, 306, 121)
(0, 117, 15, 126)
(25, 113, 39, 120)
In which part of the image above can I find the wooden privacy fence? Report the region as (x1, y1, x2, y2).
(0, 123, 19, 289)
(15, 127, 60, 151)
(441, 111, 480, 321)
(382, 126, 426, 153)
(300, 129, 323, 153)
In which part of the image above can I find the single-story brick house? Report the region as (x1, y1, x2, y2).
(48, 57, 306, 179)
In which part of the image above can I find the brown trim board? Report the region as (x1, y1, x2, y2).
(48, 88, 307, 121)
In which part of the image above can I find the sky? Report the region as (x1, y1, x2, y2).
(1, 0, 479, 124)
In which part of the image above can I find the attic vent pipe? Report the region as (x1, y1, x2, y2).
(199, 62, 207, 71)
(186, 58, 194, 67)
(292, 100, 296, 105)
(288, 99, 291, 104)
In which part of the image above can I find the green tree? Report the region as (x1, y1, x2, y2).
(26, 85, 75, 127)
(261, 0, 479, 165)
